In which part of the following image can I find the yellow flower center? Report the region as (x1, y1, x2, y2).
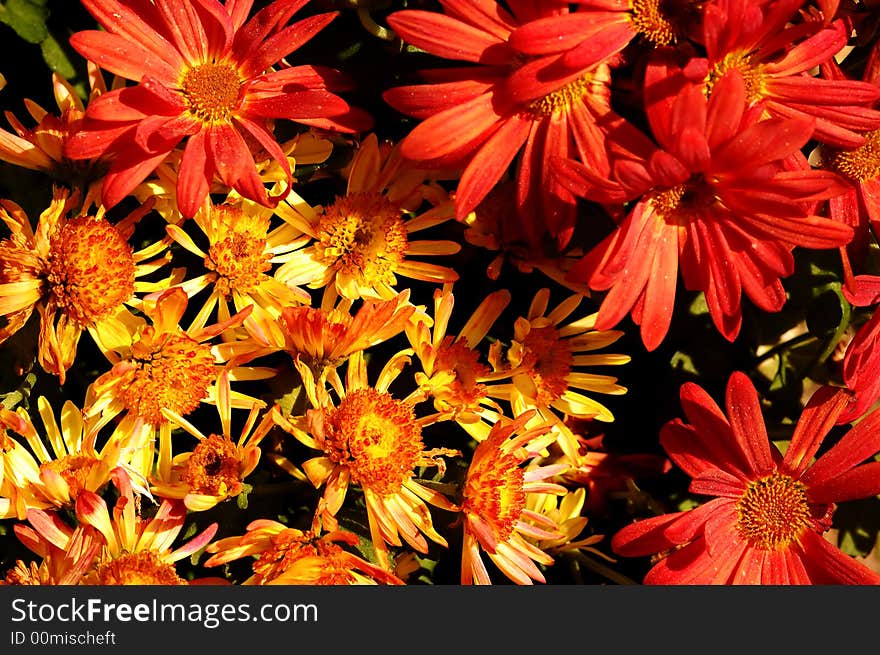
(46, 216, 135, 326)
(317, 192, 409, 293)
(181, 434, 242, 497)
(736, 473, 812, 550)
(180, 62, 242, 123)
(526, 73, 598, 117)
(432, 338, 490, 410)
(706, 52, 767, 103)
(631, 0, 702, 46)
(204, 207, 272, 297)
(40, 453, 100, 498)
(462, 447, 526, 542)
(825, 130, 880, 182)
(119, 330, 216, 424)
(95, 551, 186, 585)
(514, 325, 572, 405)
(252, 532, 355, 585)
(321, 388, 423, 495)
(648, 179, 715, 225)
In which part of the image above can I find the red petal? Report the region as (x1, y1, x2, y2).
(245, 90, 350, 119)
(387, 10, 512, 65)
(69, 31, 179, 85)
(801, 407, 880, 487)
(724, 371, 775, 476)
(240, 12, 338, 78)
(808, 461, 880, 504)
(206, 124, 267, 205)
(797, 530, 880, 584)
(782, 385, 851, 477)
(155, 0, 209, 63)
(177, 128, 212, 219)
(399, 92, 502, 161)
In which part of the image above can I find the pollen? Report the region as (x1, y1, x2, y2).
(736, 473, 812, 550)
(631, 0, 702, 46)
(526, 73, 598, 117)
(462, 446, 526, 542)
(205, 206, 272, 297)
(511, 325, 572, 405)
(825, 130, 880, 182)
(320, 388, 423, 495)
(40, 453, 100, 498)
(45, 216, 136, 326)
(252, 532, 354, 584)
(180, 62, 242, 123)
(95, 551, 187, 585)
(118, 330, 217, 424)
(316, 192, 409, 291)
(707, 52, 767, 103)
(649, 178, 714, 225)
(181, 434, 242, 497)
(433, 337, 490, 410)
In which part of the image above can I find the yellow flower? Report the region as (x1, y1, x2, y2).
(0, 186, 175, 382)
(274, 133, 460, 303)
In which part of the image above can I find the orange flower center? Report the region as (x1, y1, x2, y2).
(514, 325, 572, 405)
(321, 388, 423, 495)
(40, 453, 100, 498)
(95, 551, 186, 585)
(316, 192, 409, 294)
(433, 338, 490, 410)
(119, 330, 216, 424)
(736, 473, 812, 550)
(526, 73, 599, 117)
(181, 62, 242, 123)
(181, 434, 242, 497)
(462, 448, 526, 542)
(205, 207, 272, 297)
(648, 179, 715, 225)
(252, 532, 355, 585)
(46, 216, 135, 326)
(826, 130, 880, 182)
(707, 52, 767, 103)
(631, 0, 701, 45)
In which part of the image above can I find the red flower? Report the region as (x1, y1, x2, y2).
(65, 0, 371, 218)
(838, 306, 880, 423)
(612, 372, 880, 584)
(382, 0, 646, 248)
(555, 52, 852, 351)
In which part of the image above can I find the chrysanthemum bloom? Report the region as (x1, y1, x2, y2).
(484, 288, 630, 461)
(0, 64, 110, 204)
(836, 307, 880, 423)
(84, 287, 275, 480)
(76, 469, 219, 585)
(272, 350, 459, 570)
(275, 133, 460, 303)
(1, 509, 101, 585)
(384, 0, 667, 248)
(65, 0, 372, 218)
(525, 487, 610, 558)
(0, 397, 130, 519)
(701, 0, 880, 147)
(0, 186, 175, 382)
(460, 412, 568, 585)
(166, 200, 311, 342)
(555, 56, 853, 351)
(204, 519, 404, 585)
(612, 372, 880, 584)
(405, 283, 512, 439)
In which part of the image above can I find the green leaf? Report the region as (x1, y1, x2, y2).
(236, 483, 253, 510)
(40, 32, 77, 80)
(0, 0, 49, 44)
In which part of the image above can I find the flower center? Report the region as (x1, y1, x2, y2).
(735, 472, 812, 550)
(119, 330, 216, 424)
(706, 52, 767, 103)
(46, 216, 135, 326)
(320, 388, 423, 495)
(252, 532, 354, 585)
(631, 0, 702, 45)
(95, 551, 186, 585)
(204, 207, 272, 297)
(40, 453, 100, 498)
(526, 73, 599, 117)
(181, 434, 242, 497)
(648, 179, 715, 225)
(462, 447, 525, 542)
(316, 192, 409, 294)
(825, 130, 880, 182)
(513, 325, 572, 405)
(432, 337, 490, 410)
(180, 62, 242, 123)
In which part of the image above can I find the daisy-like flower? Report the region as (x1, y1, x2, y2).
(525, 487, 610, 557)
(1, 509, 102, 585)
(555, 54, 853, 351)
(204, 519, 404, 585)
(272, 350, 459, 570)
(0, 63, 109, 204)
(406, 283, 512, 439)
(274, 133, 460, 303)
(65, 0, 372, 218)
(836, 306, 880, 423)
(460, 412, 568, 585)
(0, 186, 175, 382)
(383, 2, 652, 247)
(151, 370, 273, 511)
(484, 288, 630, 461)
(701, 0, 880, 147)
(166, 199, 312, 342)
(76, 469, 219, 585)
(0, 396, 129, 519)
(612, 372, 880, 584)
(84, 287, 275, 481)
